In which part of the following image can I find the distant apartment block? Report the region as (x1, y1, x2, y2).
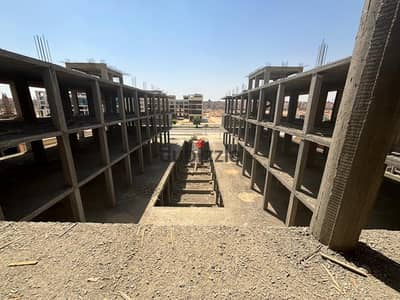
(33, 90, 51, 118)
(184, 93, 203, 120)
(0, 94, 17, 119)
(169, 93, 203, 120)
(168, 95, 177, 116)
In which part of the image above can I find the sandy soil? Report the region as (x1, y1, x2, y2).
(0, 222, 399, 299)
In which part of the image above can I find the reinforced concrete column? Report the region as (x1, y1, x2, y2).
(263, 83, 286, 207)
(241, 149, 248, 176)
(91, 80, 117, 206)
(147, 140, 153, 164)
(134, 96, 145, 174)
(254, 89, 265, 154)
(303, 74, 323, 133)
(273, 84, 285, 125)
(43, 68, 85, 221)
(13, 78, 46, 163)
(287, 94, 299, 123)
(234, 96, 239, 114)
(314, 88, 330, 128)
(118, 86, 133, 185)
(239, 96, 244, 117)
(331, 88, 344, 124)
(311, 0, 400, 250)
(243, 93, 251, 141)
(286, 140, 310, 225)
(57, 134, 86, 221)
(228, 114, 235, 154)
(250, 158, 257, 189)
(263, 130, 279, 206)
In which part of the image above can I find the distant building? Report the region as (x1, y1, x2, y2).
(168, 95, 177, 116)
(0, 93, 17, 119)
(169, 93, 203, 120)
(184, 93, 203, 120)
(76, 92, 90, 116)
(32, 90, 51, 118)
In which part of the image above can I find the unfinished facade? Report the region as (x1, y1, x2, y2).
(0, 49, 172, 222)
(223, 55, 400, 239)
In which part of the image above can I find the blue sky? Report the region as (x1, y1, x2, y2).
(1, 0, 364, 100)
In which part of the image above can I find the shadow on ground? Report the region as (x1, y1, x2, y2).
(343, 242, 400, 293)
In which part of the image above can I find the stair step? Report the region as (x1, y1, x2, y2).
(186, 163, 210, 168)
(173, 193, 217, 207)
(181, 174, 212, 180)
(183, 171, 211, 175)
(177, 181, 214, 190)
(184, 179, 212, 183)
(179, 188, 214, 194)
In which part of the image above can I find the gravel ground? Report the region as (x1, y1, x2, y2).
(0, 222, 399, 299)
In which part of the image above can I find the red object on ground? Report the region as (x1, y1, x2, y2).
(196, 139, 205, 149)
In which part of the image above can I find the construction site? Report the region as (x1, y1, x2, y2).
(0, 0, 400, 299)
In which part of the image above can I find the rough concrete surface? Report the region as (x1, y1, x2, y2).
(0, 222, 399, 299)
(141, 134, 283, 227)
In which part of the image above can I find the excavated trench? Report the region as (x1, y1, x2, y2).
(155, 140, 223, 207)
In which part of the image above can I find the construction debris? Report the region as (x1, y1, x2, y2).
(321, 264, 342, 294)
(0, 237, 23, 251)
(7, 260, 38, 267)
(320, 253, 368, 277)
(300, 245, 322, 264)
(59, 223, 78, 237)
(118, 291, 132, 300)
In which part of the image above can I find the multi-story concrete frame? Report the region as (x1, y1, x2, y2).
(65, 62, 124, 84)
(248, 66, 304, 90)
(175, 98, 189, 118)
(223, 45, 400, 250)
(184, 93, 203, 120)
(169, 94, 203, 120)
(224, 58, 351, 229)
(0, 49, 172, 222)
(168, 95, 177, 117)
(33, 90, 51, 118)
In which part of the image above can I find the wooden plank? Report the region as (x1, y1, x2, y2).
(8, 261, 38, 267)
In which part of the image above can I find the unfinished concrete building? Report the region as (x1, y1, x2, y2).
(0, 49, 172, 222)
(65, 62, 124, 84)
(223, 46, 400, 249)
(0, 1, 400, 297)
(248, 65, 304, 90)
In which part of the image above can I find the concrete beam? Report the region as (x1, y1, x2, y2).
(311, 0, 400, 250)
